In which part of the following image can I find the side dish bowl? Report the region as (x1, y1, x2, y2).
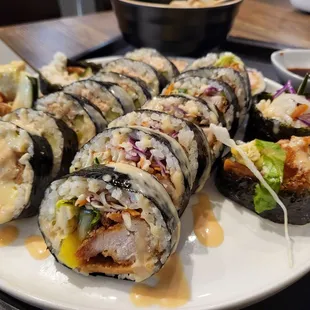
(112, 0, 243, 55)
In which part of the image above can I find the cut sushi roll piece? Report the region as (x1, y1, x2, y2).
(94, 81, 135, 114)
(63, 80, 124, 122)
(34, 92, 107, 148)
(109, 110, 211, 192)
(215, 136, 310, 225)
(93, 71, 151, 108)
(163, 76, 239, 135)
(39, 52, 101, 94)
(0, 61, 39, 116)
(179, 67, 249, 120)
(3, 108, 78, 178)
(125, 48, 179, 82)
(70, 127, 192, 214)
(39, 163, 180, 282)
(246, 92, 310, 142)
(185, 52, 251, 106)
(0, 121, 53, 224)
(143, 95, 223, 161)
(102, 58, 164, 96)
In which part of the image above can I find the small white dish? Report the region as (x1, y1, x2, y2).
(271, 49, 310, 92)
(290, 0, 310, 13)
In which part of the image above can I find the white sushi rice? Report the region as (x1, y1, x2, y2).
(3, 109, 64, 177)
(0, 122, 34, 224)
(125, 48, 177, 81)
(93, 72, 148, 108)
(64, 80, 124, 119)
(185, 53, 218, 71)
(35, 92, 96, 147)
(103, 58, 160, 96)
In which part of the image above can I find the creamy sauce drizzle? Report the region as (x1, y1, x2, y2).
(192, 193, 224, 247)
(0, 225, 19, 246)
(130, 254, 190, 308)
(25, 235, 50, 260)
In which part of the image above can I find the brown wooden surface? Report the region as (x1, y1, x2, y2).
(0, 0, 309, 69)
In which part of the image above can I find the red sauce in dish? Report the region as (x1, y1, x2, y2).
(288, 68, 310, 77)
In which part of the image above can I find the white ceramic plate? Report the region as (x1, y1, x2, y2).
(1, 60, 309, 310)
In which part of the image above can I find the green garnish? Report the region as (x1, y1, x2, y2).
(297, 73, 310, 95)
(177, 88, 187, 94)
(94, 157, 100, 165)
(253, 140, 286, 213)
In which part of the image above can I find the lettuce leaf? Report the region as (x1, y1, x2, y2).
(253, 140, 286, 213)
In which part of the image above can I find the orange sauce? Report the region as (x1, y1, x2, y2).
(192, 193, 224, 247)
(25, 235, 50, 260)
(0, 225, 19, 246)
(130, 254, 190, 308)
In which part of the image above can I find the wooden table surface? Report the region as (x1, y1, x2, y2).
(0, 0, 309, 69)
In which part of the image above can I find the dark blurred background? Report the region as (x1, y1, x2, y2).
(0, 0, 112, 27)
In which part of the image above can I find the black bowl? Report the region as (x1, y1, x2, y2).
(112, 0, 243, 56)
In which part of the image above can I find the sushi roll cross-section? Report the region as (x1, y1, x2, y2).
(39, 163, 180, 282)
(125, 48, 179, 82)
(0, 121, 53, 224)
(216, 136, 310, 225)
(3, 108, 78, 178)
(109, 110, 211, 192)
(247, 92, 310, 142)
(34, 92, 107, 148)
(70, 127, 192, 215)
(63, 80, 124, 123)
(102, 58, 164, 96)
(163, 76, 239, 135)
(93, 71, 151, 109)
(143, 95, 223, 161)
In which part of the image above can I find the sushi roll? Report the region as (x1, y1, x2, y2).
(34, 92, 107, 148)
(142, 95, 223, 161)
(3, 108, 78, 178)
(125, 48, 179, 82)
(0, 61, 38, 116)
(70, 127, 192, 214)
(102, 58, 164, 96)
(63, 80, 124, 122)
(109, 110, 212, 192)
(0, 121, 53, 224)
(39, 52, 101, 95)
(95, 81, 135, 114)
(215, 136, 310, 225)
(39, 163, 180, 282)
(93, 71, 151, 108)
(179, 67, 249, 120)
(246, 92, 310, 142)
(185, 52, 251, 104)
(162, 76, 239, 135)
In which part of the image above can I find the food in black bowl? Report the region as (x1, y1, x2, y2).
(112, 0, 243, 55)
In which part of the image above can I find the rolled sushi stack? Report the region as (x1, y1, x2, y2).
(0, 48, 255, 282)
(215, 75, 310, 226)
